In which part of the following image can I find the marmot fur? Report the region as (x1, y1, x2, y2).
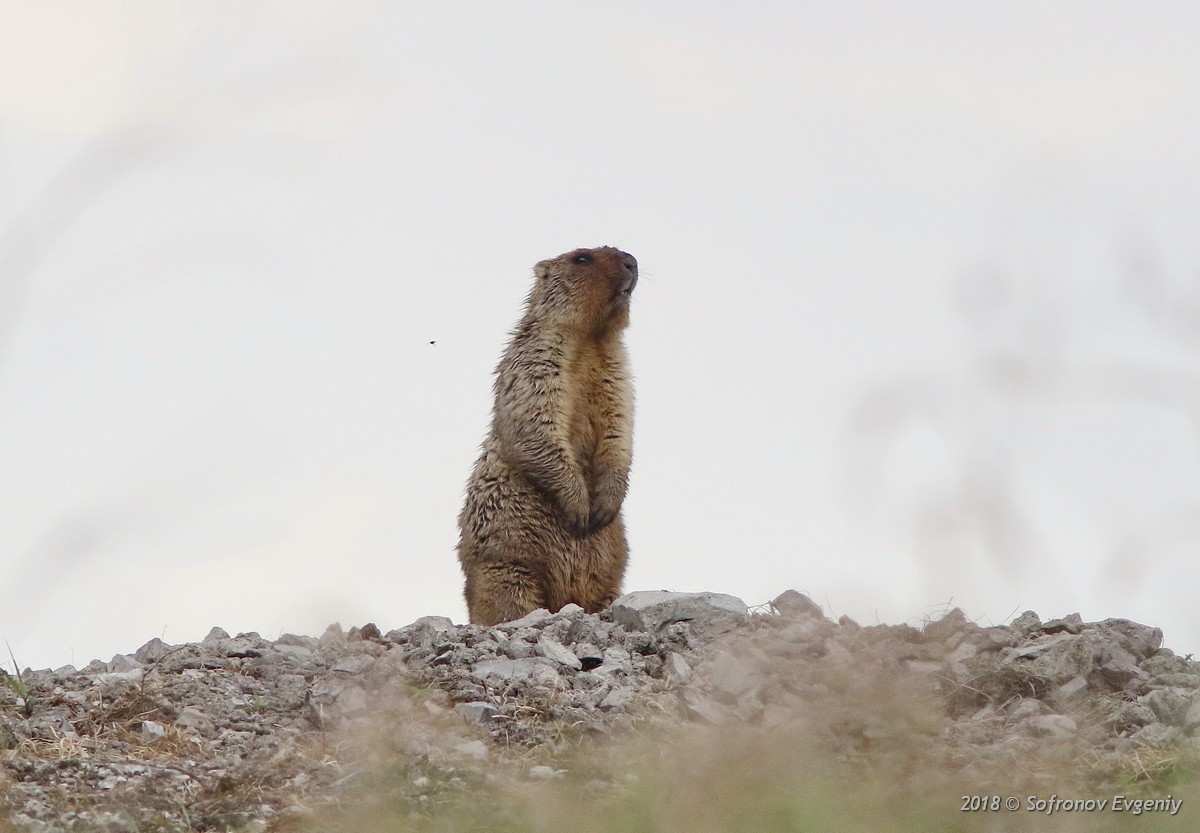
(457, 246, 638, 625)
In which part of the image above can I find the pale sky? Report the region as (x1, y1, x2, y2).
(2, 2, 1198, 671)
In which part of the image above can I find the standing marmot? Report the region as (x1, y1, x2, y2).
(457, 246, 638, 626)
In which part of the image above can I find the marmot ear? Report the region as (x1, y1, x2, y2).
(534, 262, 550, 280)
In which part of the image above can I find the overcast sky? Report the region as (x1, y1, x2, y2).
(2, 2, 1199, 671)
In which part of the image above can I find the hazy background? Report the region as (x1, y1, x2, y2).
(2, 2, 1198, 671)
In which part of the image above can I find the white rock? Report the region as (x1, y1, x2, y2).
(140, 721, 167, 741)
(537, 636, 583, 670)
(454, 740, 489, 760)
(599, 687, 635, 710)
(663, 652, 692, 684)
(610, 591, 748, 634)
(502, 608, 552, 628)
(470, 657, 560, 682)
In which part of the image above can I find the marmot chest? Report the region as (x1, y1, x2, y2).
(563, 349, 623, 465)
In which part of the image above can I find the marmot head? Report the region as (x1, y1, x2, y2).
(528, 246, 638, 337)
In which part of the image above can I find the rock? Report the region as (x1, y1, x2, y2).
(1091, 639, 1146, 690)
(453, 740, 489, 760)
(275, 643, 315, 660)
(500, 639, 537, 660)
(923, 608, 973, 642)
(1132, 723, 1184, 748)
(348, 622, 382, 641)
(1111, 702, 1156, 733)
(664, 652, 692, 684)
(319, 623, 347, 647)
(1097, 618, 1163, 659)
(454, 702, 498, 724)
(610, 591, 748, 635)
(1056, 675, 1089, 701)
(707, 653, 764, 702)
(1006, 634, 1093, 685)
(599, 687, 636, 710)
(1009, 633, 1077, 659)
(335, 685, 369, 716)
(1041, 613, 1083, 635)
(1142, 688, 1193, 726)
(1028, 714, 1077, 737)
(1185, 699, 1200, 733)
(595, 647, 633, 677)
(202, 627, 231, 645)
(175, 707, 215, 736)
(1007, 698, 1043, 723)
(331, 655, 375, 675)
(411, 615, 456, 631)
(469, 658, 560, 683)
(537, 636, 583, 670)
(501, 608, 552, 629)
(218, 637, 264, 659)
(95, 668, 145, 686)
(680, 689, 729, 723)
(139, 720, 167, 741)
(1010, 610, 1041, 634)
(770, 590, 824, 620)
(134, 638, 171, 665)
(108, 654, 142, 673)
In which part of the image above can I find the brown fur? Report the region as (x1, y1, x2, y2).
(457, 246, 638, 625)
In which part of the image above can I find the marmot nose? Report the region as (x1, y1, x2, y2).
(621, 253, 638, 279)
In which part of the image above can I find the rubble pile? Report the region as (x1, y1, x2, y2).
(1, 590, 1198, 831)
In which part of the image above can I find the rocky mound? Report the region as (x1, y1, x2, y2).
(2, 591, 1198, 832)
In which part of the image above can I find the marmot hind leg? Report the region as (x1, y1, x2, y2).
(464, 561, 546, 626)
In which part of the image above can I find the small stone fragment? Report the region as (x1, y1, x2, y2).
(454, 702, 498, 724)
(537, 636, 583, 670)
(140, 721, 167, 741)
(1142, 688, 1193, 727)
(663, 652, 692, 684)
(1056, 675, 1089, 701)
(202, 627, 231, 645)
(331, 655, 375, 675)
(502, 608, 552, 629)
(923, 607, 972, 642)
(1027, 714, 1077, 737)
(1041, 613, 1083, 635)
(770, 590, 824, 620)
(176, 707, 216, 736)
(348, 622, 382, 641)
(599, 686, 635, 710)
(134, 638, 171, 664)
(1010, 610, 1041, 634)
(454, 740, 489, 760)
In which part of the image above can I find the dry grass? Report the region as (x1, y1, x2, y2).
(291, 659, 1200, 833)
(298, 715, 1200, 833)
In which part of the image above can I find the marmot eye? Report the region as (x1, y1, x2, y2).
(572, 253, 593, 265)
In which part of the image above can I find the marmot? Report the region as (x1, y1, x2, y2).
(457, 246, 638, 626)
